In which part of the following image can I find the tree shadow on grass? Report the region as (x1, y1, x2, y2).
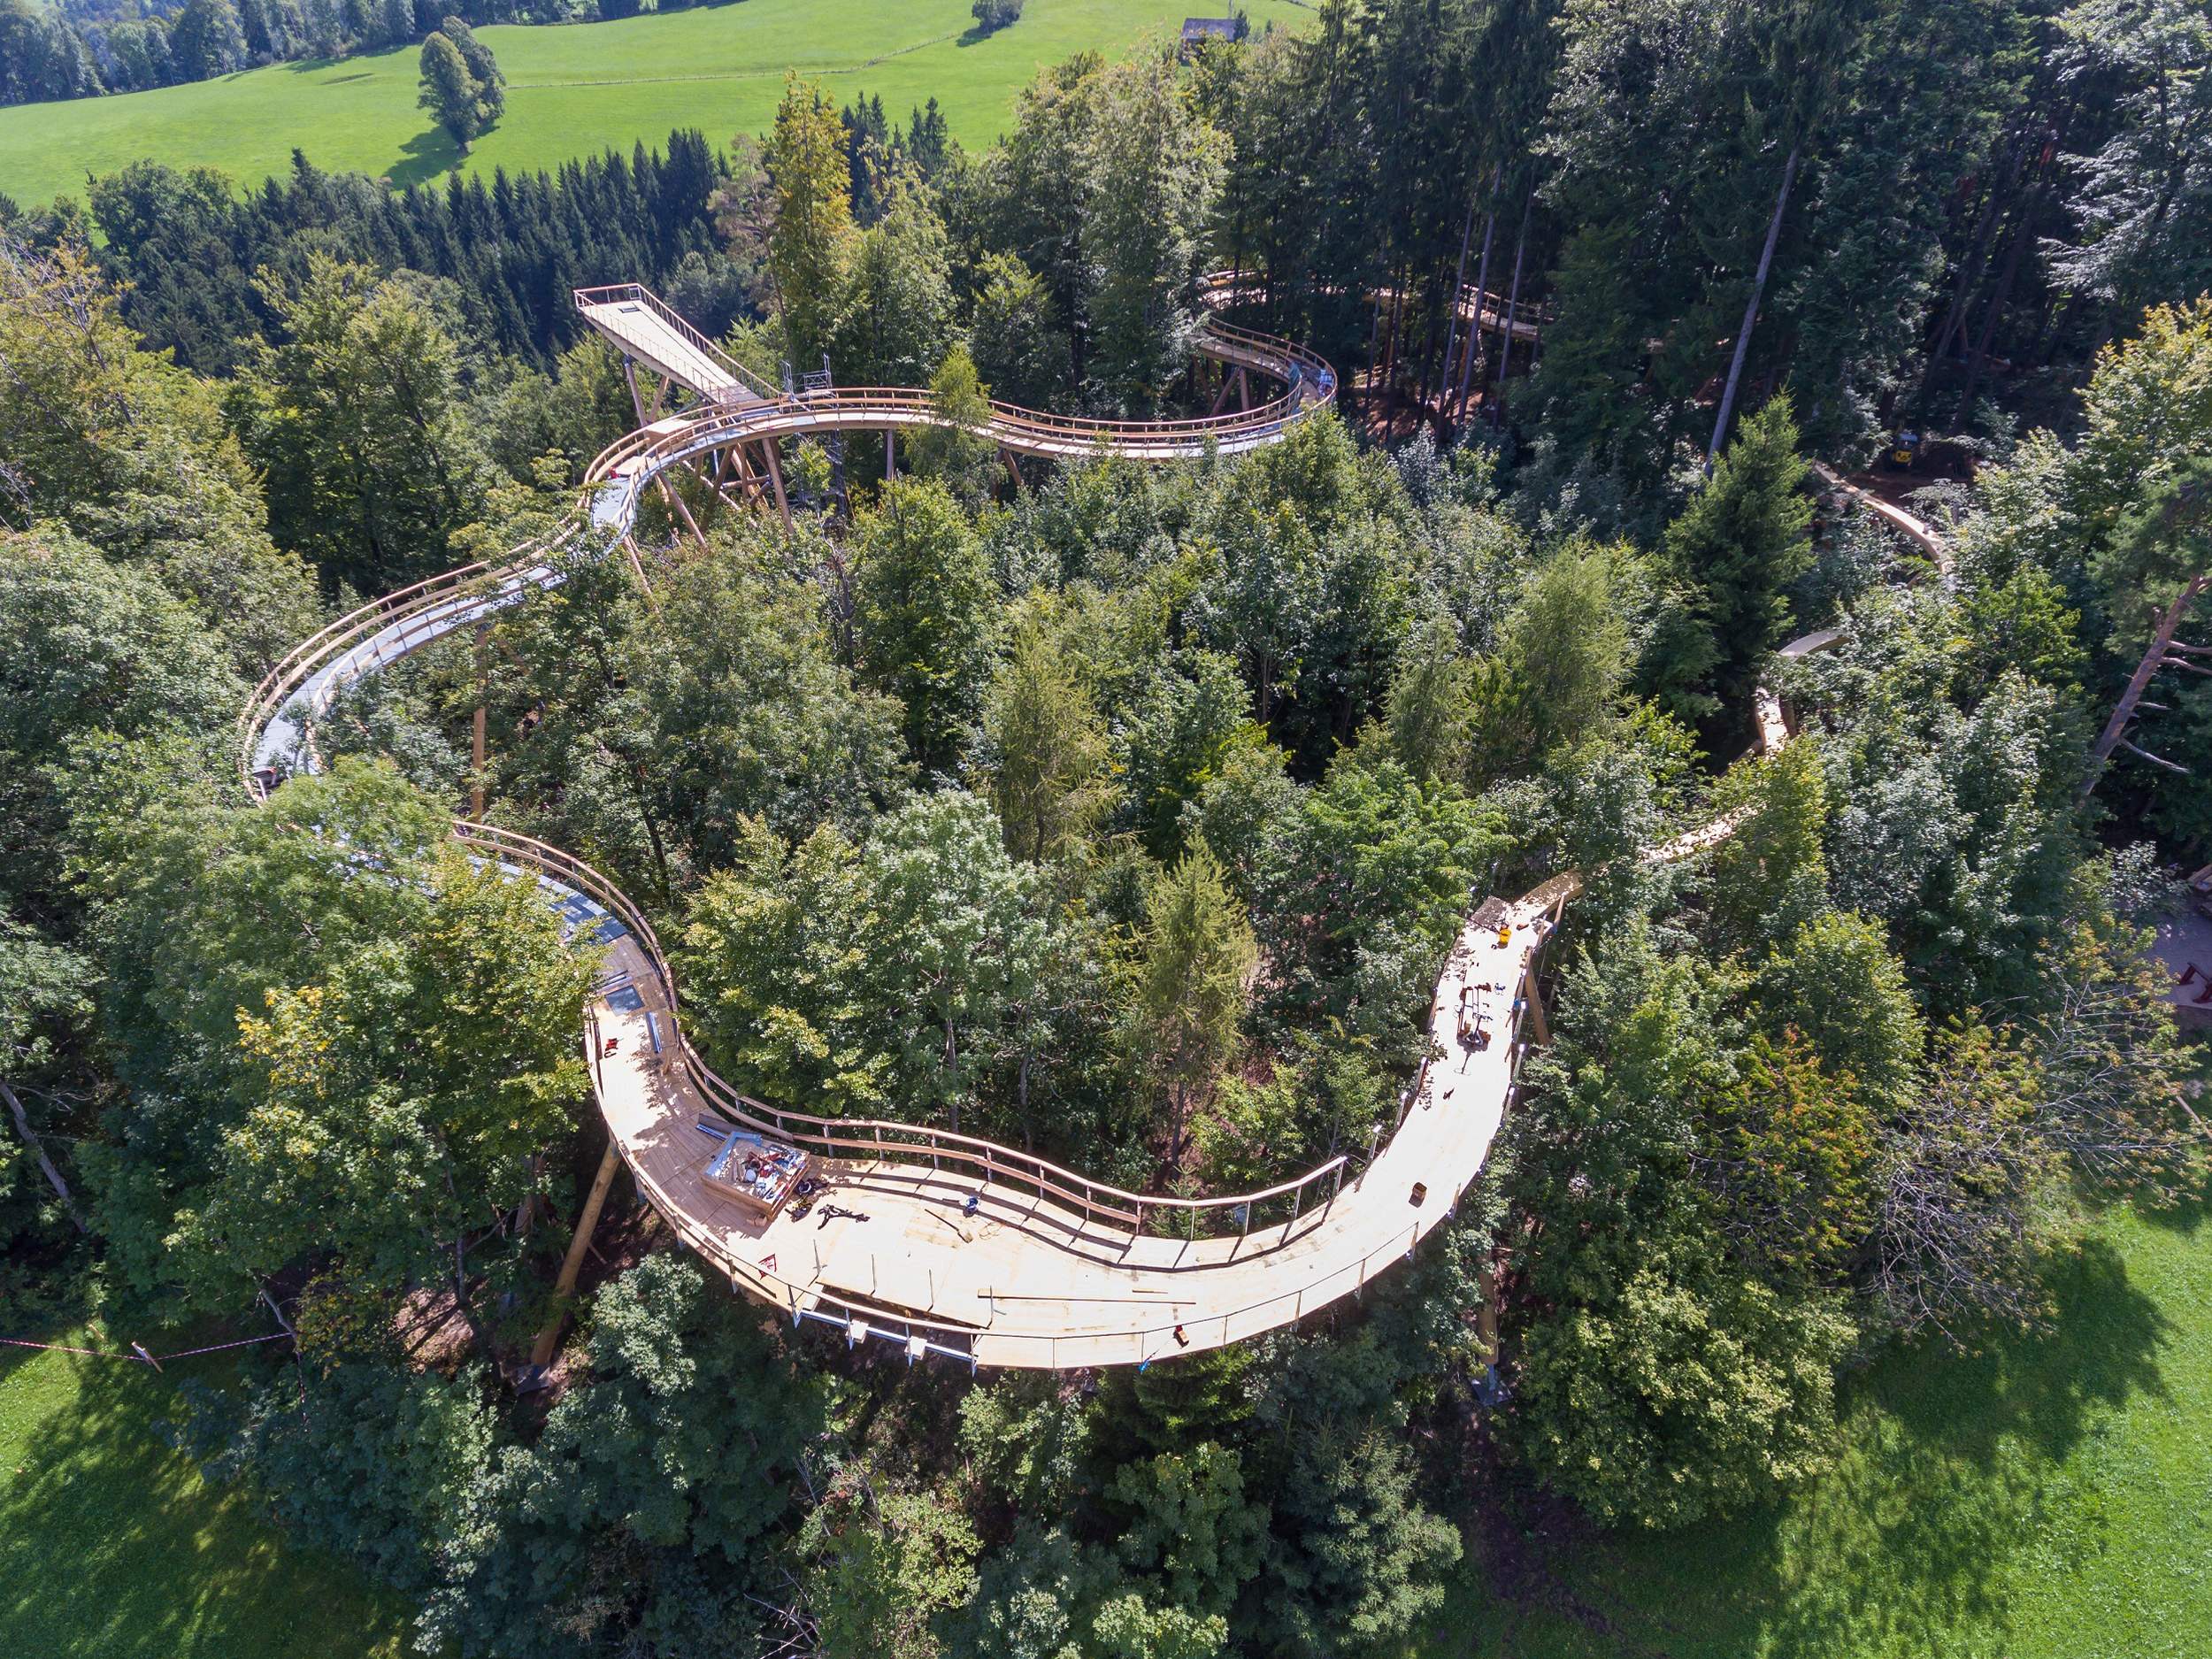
(0, 1342, 408, 1658)
(387, 127, 465, 194)
(1486, 1233, 2172, 1659)
(2131, 1187, 2209, 1238)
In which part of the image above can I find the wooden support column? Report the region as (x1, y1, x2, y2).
(657, 475, 710, 554)
(621, 535, 655, 598)
(1476, 1264, 1500, 1364)
(621, 357, 650, 429)
(471, 621, 488, 819)
(528, 1140, 622, 1368)
(1520, 960, 1550, 1046)
(886, 426, 896, 481)
(761, 435, 793, 531)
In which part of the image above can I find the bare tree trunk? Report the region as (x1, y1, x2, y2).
(1924, 139, 2023, 378)
(1951, 183, 2042, 431)
(1491, 178, 1537, 431)
(2086, 576, 2211, 793)
(1439, 183, 1480, 434)
(1706, 147, 1800, 473)
(1456, 165, 1502, 423)
(944, 1012, 959, 1135)
(1, 1079, 86, 1233)
(471, 622, 488, 821)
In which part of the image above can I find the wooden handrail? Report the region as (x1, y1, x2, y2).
(451, 820, 1356, 1237)
(574, 282, 780, 403)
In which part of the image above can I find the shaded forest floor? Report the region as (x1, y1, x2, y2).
(1421, 1201, 2212, 1659)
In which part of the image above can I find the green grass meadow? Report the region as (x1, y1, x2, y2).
(7, 1206, 2207, 1657)
(1425, 1202, 2212, 1658)
(0, 0, 1312, 211)
(0, 1324, 408, 1659)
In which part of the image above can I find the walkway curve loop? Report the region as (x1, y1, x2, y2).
(236, 281, 1918, 1370)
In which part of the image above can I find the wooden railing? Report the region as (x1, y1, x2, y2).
(451, 820, 1358, 1249)
(237, 523, 600, 792)
(237, 285, 1337, 793)
(573, 282, 780, 404)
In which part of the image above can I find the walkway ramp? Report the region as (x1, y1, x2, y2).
(574, 284, 772, 407)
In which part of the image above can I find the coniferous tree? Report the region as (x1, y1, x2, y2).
(1640, 396, 1814, 726)
(764, 74, 857, 375)
(1138, 842, 1256, 1165)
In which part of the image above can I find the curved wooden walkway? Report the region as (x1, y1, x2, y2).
(238, 284, 1939, 1369)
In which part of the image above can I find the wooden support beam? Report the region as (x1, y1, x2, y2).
(886, 426, 896, 481)
(761, 434, 793, 531)
(471, 621, 488, 820)
(657, 475, 710, 554)
(1520, 961, 1550, 1046)
(529, 1139, 622, 1368)
(622, 535, 655, 598)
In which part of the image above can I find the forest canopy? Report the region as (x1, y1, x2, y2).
(4, 4, 2212, 1655)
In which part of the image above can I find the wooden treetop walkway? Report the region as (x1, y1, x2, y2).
(237, 282, 1944, 1370)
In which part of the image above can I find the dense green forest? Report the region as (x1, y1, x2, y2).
(4, 1, 2211, 1654)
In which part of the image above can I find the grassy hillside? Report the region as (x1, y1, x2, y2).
(1426, 1202, 2212, 1658)
(0, 1323, 409, 1658)
(0, 0, 1310, 210)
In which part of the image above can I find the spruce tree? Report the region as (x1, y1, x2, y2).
(1640, 394, 1814, 726)
(1138, 842, 1256, 1166)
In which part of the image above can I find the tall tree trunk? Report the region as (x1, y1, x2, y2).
(1018, 1044, 1033, 1154)
(1706, 147, 1800, 472)
(1492, 178, 1537, 431)
(1925, 139, 2022, 378)
(1439, 182, 1480, 435)
(1951, 183, 2040, 431)
(1457, 165, 1502, 423)
(944, 1011, 959, 1135)
(1364, 284, 1385, 404)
